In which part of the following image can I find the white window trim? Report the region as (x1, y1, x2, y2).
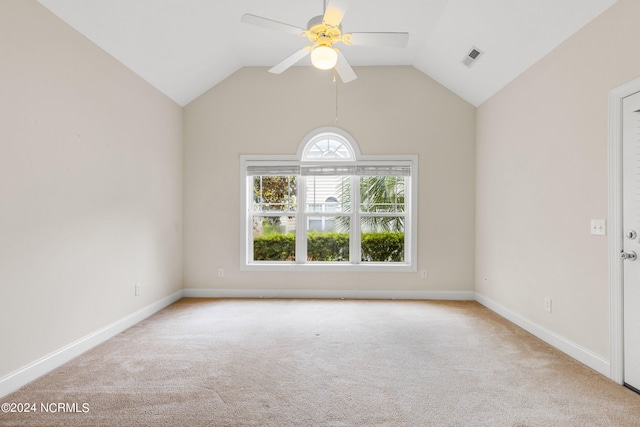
(240, 129, 418, 273)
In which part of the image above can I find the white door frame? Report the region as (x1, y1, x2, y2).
(609, 77, 640, 384)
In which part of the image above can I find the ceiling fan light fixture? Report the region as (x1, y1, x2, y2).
(310, 45, 338, 70)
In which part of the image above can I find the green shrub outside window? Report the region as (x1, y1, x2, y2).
(254, 231, 404, 262)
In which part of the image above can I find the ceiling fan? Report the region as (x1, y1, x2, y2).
(241, 0, 410, 83)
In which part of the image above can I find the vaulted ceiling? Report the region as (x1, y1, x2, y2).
(37, 0, 617, 107)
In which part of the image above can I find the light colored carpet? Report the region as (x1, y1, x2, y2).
(1, 298, 639, 426)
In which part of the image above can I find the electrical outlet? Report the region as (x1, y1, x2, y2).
(544, 297, 552, 313)
(217, 268, 224, 278)
(421, 270, 428, 279)
(590, 219, 606, 236)
(135, 283, 141, 296)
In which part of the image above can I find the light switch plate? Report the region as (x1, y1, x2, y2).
(590, 219, 606, 236)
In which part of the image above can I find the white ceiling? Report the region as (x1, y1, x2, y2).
(37, 0, 617, 107)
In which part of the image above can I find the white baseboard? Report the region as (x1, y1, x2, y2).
(474, 292, 610, 378)
(182, 288, 476, 301)
(0, 290, 184, 399)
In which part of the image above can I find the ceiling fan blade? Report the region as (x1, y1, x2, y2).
(335, 50, 357, 83)
(323, 0, 348, 27)
(241, 14, 306, 36)
(345, 32, 410, 48)
(269, 47, 312, 74)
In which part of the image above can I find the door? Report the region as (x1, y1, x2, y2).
(622, 90, 640, 391)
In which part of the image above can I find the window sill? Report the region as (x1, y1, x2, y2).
(240, 262, 416, 273)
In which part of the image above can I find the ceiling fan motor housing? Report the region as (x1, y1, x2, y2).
(307, 15, 343, 47)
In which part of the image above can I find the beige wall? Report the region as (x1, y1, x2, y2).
(0, 1, 183, 378)
(184, 66, 476, 292)
(3, 0, 632, 397)
(476, 0, 640, 360)
(11, 0, 629, 394)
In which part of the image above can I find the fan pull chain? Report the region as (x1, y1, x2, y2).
(334, 68, 339, 123)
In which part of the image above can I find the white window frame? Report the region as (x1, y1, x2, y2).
(240, 127, 418, 272)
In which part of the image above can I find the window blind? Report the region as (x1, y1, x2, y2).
(247, 163, 411, 177)
(246, 165, 300, 176)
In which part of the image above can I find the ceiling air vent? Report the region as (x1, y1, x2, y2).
(462, 46, 483, 68)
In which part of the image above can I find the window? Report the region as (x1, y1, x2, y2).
(241, 127, 417, 272)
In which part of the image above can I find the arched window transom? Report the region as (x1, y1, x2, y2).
(303, 133, 354, 160)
